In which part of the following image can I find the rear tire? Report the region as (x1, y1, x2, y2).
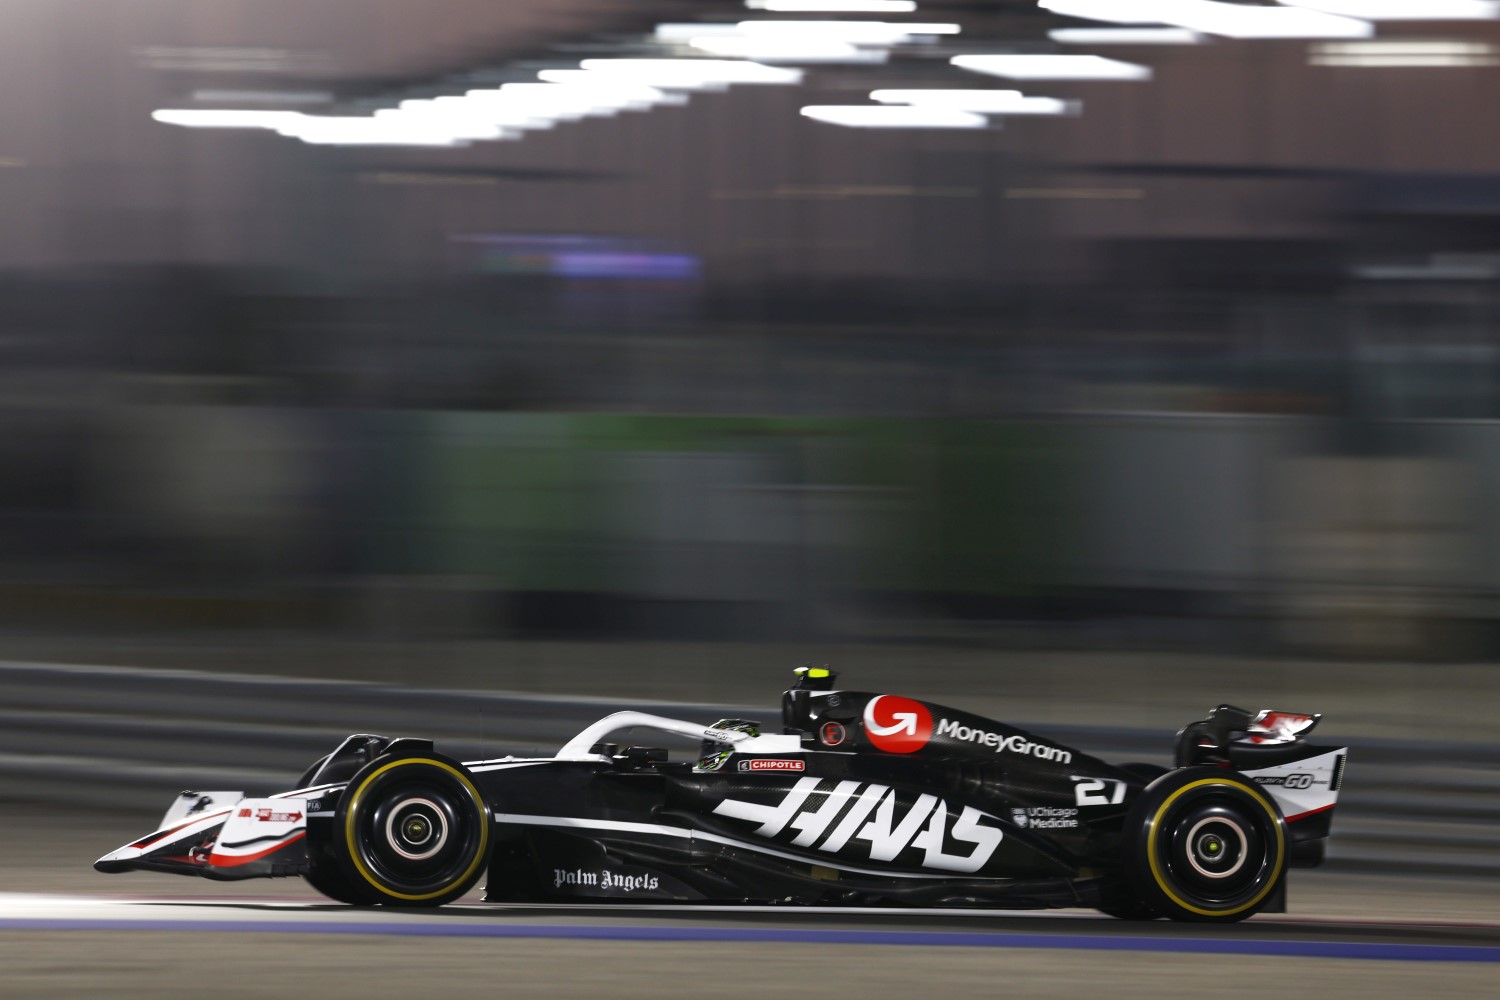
(1120, 767, 1286, 923)
(331, 753, 490, 907)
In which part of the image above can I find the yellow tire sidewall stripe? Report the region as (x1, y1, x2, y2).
(1145, 777, 1285, 918)
(344, 757, 490, 901)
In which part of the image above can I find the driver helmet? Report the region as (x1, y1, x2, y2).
(695, 719, 761, 772)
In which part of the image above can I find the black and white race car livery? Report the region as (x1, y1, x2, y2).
(97, 669, 1346, 922)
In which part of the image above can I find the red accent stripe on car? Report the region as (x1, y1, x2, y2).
(208, 832, 306, 868)
(1284, 803, 1335, 823)
(130, 809, 233, 850)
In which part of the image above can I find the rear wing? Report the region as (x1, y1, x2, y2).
(1175, 704, 1321, 766)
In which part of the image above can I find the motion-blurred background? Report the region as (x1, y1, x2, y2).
(11, 0, 1500, 657)
(1, 2, 1499, 876)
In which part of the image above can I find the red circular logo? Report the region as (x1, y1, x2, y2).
(862, 695, 933, 754)
(819, 721, 846, 746)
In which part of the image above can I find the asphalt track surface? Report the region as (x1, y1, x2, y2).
(2, 807, 1498, 998)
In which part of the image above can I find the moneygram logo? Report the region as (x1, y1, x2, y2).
(935, 719, 1074, 764)
(863, 695, 933, 754)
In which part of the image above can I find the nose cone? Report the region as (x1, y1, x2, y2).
(94, 844, 144, 873)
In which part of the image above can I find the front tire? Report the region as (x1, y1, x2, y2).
(1121, 767, 1286, 923)
(331, 753, 490, 906)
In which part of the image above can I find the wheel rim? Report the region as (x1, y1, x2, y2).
(378, 791, 447, 863)
(1182, 815, 1248, 880)
(380, 795, 451, 862)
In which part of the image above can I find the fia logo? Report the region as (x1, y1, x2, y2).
(712, 777, 1002, 873)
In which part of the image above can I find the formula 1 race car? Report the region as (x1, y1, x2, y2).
(96, 668, 1347, 922)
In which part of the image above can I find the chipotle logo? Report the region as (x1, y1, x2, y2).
(738, 759, 806, 772)
(862, 695, 933, 754)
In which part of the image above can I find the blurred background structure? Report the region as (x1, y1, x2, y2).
(5, 0, 1500, 664)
